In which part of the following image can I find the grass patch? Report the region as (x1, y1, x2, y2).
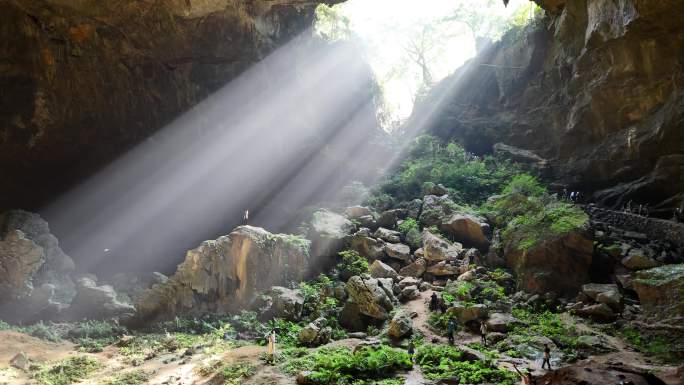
(415, 344, 516, 385)
(32, 356, 101, 385)
(196, 362, 255, 384)
(100, 370, 150, 385)
(617, 326, 680, 363)
(509, 308, 582, 359)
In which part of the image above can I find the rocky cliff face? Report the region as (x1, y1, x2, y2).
(415, 0, 684, 216)
(0, 0, 340, 211)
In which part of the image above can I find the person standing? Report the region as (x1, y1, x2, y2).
(429, 292, 438, 312)
(447, 318, 457, 345)
(541, 343, 551, 370)
(407, 340, 415, 362)
(480, 320, 488, 347)
(267, 329, 276, 364)
(243, 209, 250, 225)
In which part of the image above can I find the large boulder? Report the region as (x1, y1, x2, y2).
(387, 310, 413, 339)
(384, 243, 411, 261)
(419, 195, 452, 226)
(298, 317, 332, 347)
(134, 226, 312, 321)
(345, 275, 394, 320)
(633, 264, 684, 322)
(422, 230, 462, 262)
(426, 261, 462, 276)
(486, 312, 522, 333)
(446, 303, 488, 323)
(439, 213, 489, 249)
(0, 230, 45, 301)
(349, 231, 386, 260)
(345, 206, 372, 219)
(399, 258, 427, 278)
(373, 227, 401, 243)
(270, 286, 305, 321)
(369, 260, 398, 280)
(309, 210, 354, 259)
(621, 248, 662, 270)
(69, 277, 135, 319)
(573, 303, 616, 322)
(581, 283, 622, 309)
(505, 230, 593, 295)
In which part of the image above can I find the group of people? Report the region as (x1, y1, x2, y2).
(621, 200, 650, 217)
(561, 189, 583, 203)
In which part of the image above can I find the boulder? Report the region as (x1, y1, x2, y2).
(621, 249, 662, 270)
(398, 276, 420, 289)
(422, 230, 462, 262)
(134, 226, 312, 321)
(345, 206, 372, 219)
(373, 227, 401, 243)
(633, 264, 684, 321)
(298, 318, 332, 347)
(69, 277, 135, 319)
(423, 183, 449, 196)
(405, 199, 423, 219)
(399, 258, 427, 278)
(387, 310, 413, 339)
(582, 283, 619, 301)
(345, 275, 394, 320)
(384, 243, 411, 261)
(456, 270, 476, 282)
(595, 291, 622, 309)
(369, 260, 399, 280)
(270, 286, 304, 321)
(9, 352, 30, 370)
(309, 210, 354, 259)
(439, 213, 489, 249)
(0, 230, 45, 301)
(446, 303, 488, 323)
(151, 272, 169, 285)
(426, 261, 461, 276)
(486, 313, 522, 333)
(505, 230, 593, 295)
(398, 285, 420, 302)
(339, 300, 366, 332)
(377, 209, 403, 229)
(349, 232, 386, 260)
(573, 303, 616, 322)
(419, 195, 452, 226)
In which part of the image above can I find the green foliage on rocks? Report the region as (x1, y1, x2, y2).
(371, 135, 518, 205)
(337, 250, 370, 279)
(31, 356, 101, 385)
(397, 218, 421, 249)
(415, 344, 517, 385)
(509, 308, 582, 358)
(283, 345, 412, 384)
(484, 174, 588, 251)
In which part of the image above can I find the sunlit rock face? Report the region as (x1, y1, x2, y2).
(416, 0, 684, 215)
(133, 226, 313, 322)
(0, 0, 341, 211)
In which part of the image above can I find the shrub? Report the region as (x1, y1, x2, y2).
(510, 308, 582, 356)
(337, 250, 369, 280)
(415, 344, 516, 384)
(197, 362, 255, 385)
(101, 370, 150, 385)
(397, 218, 421, 249)
(32, 356, 101, 385)
(23, 322, 63, 342)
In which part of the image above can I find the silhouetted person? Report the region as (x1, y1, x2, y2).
(541, 343, 551, 370)
(447, 318, 457, 345)
(243, 209, 249, 224)
(429, 292, 438, 312)
(480, 320, 488, 347)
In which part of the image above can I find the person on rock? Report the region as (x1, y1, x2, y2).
(429, 292, 438, 312)
(267, 329, 276, 364)
(480, 320, 488, 347)
(447, 318, 457, 345)
(243, 209, 249, 224)
(541, 343, 551, 370)
(513, 364, 535, 385)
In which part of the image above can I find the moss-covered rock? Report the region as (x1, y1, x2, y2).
(633, 264, 684, 322)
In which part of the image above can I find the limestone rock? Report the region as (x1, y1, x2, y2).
(419, 195, 452, 226)
(621, 249, 662, 270)
(349, 232, 386, 260)
(69, 277, 135, 319)
(134, 226, 311, 322)
(373, 227, 401, 243)
(387, 310, 413, 339)
(505, 230, 593, 295)
(633, 264, 684, 322)
(573, 303, 616, 322)
(399, 258, 427, 278)
(345, 275, 394, 320)
(426, 261, 462, 276)
(422, 230, 462, 262)
(10, 352, 30, 371)
(369, 260, 398, 280)
(486, 313, 522, 333)
(0, 230, 45, 301)
(345, 206, 372, 219)
(446, 303, 488, 323)
(384, 243, 411, 261)
(398, 285, 420, 302)
(581, 283, 619, 301)
(298, 317, 331, 347)
(270, 286, 305, 321)
(377, 209, 403, 229)
(439, 213, 489, 249)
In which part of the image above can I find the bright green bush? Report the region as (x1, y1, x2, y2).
(397, 218, 421, 249)
(415, 344, 516, 385)
(337, 250, 369, 280)
(32, 356, 101, 385)
(510, 308, 582, 355)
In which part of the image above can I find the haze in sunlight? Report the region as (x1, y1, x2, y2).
(317, 0, 536, 125)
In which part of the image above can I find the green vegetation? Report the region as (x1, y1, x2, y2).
(617, 326, 679, 363)
(397, 218, 421, 249)
(22, 321, 63, 342)
(32, 356, 101, 385)
(197, 362, 256, 384)
(282, 345, 411, 384)
(484, 174, 588, 251)
(100, 370, 150, 385)
(70, 320, 127, 352)
(371, 136, 518, 206)
(337, 250, 369, 280)
(509, 308, 583, 358)
(415, 344, 516, 385)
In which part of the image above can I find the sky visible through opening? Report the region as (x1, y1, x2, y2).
(320, 0, 534, 126)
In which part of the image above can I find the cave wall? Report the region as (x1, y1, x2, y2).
(416, 0, 684, 216)
(0, 0, 342, 211)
